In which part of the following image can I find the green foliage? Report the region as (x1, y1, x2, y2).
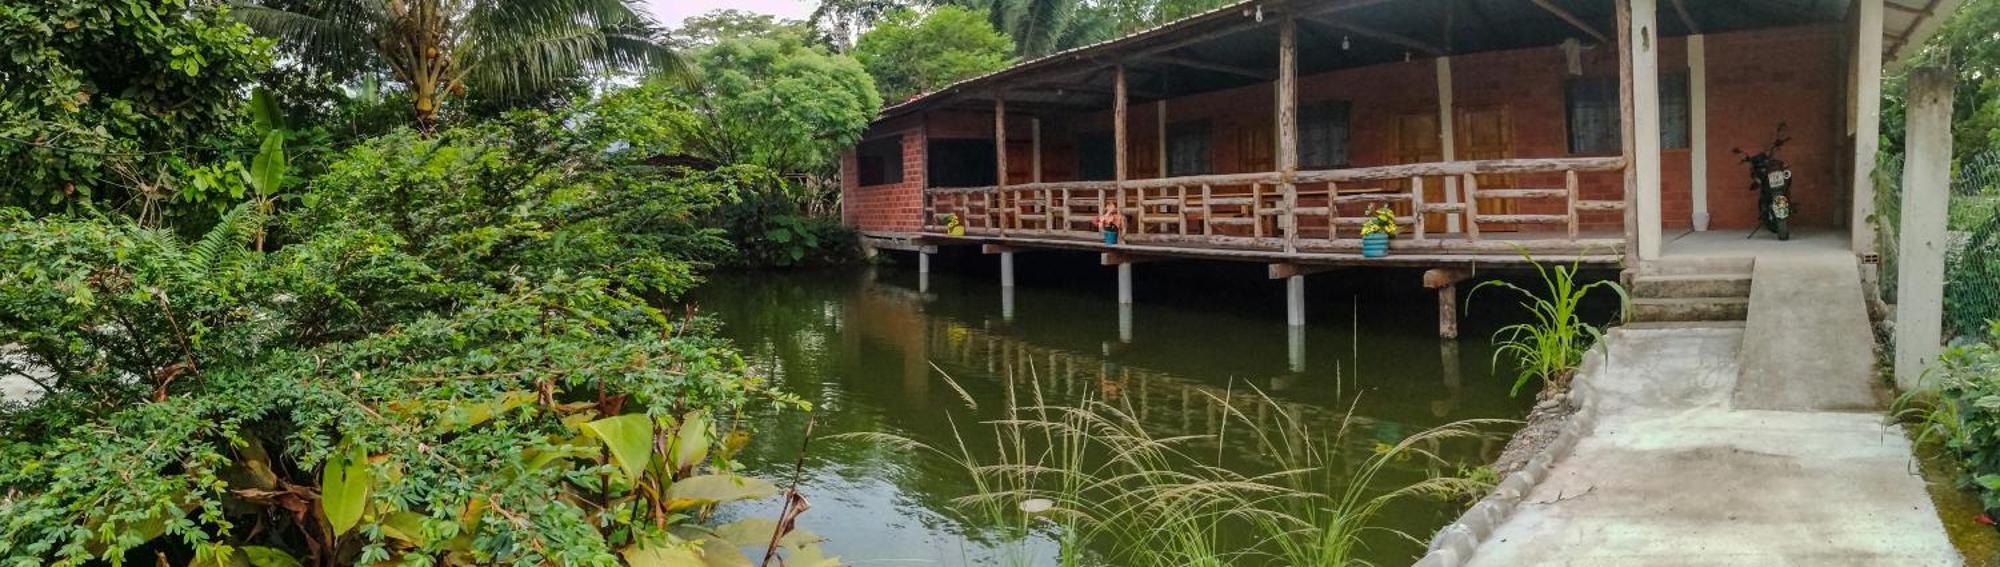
(854, 7, 1016, 102)
(671, 9, 813, 48)
(234, 0, 681, 127)
(1885, 0, 2000, 160)
(1900, 324, 2000, 511)
(1947, 208, 2000, 339)
(0, 0, 272, 213)
(1472, 254, 1630, 397)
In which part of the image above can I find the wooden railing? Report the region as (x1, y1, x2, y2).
(923, 157, 1628, 255)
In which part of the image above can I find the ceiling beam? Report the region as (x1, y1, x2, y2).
(1305, 16, 1447, 56)
(1141, 54, 1276, 80)
(1529, 0, 1611, 44)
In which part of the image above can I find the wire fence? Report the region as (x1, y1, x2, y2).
(1876, 148, 2000, 342)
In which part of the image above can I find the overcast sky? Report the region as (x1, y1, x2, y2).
(638, 0, 815, 29)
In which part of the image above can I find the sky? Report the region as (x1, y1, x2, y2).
(639, 0, 815, 29)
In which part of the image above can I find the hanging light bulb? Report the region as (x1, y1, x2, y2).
(1342, 35, 1351, 50)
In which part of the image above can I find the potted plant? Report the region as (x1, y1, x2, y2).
(1094, 207, 1124, 245)
(944, 213, 966, 236)
(1359, 204, 1399, 258)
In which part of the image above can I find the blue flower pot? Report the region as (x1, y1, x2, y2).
(1103, 229, 1119, 245)
(1361, 232, 1390, 257)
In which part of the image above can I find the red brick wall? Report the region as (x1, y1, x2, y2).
(841, 24, 1849, 233)
(842, 115, 927, 232)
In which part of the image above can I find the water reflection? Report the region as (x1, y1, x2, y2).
(690, 264, 1542, 565)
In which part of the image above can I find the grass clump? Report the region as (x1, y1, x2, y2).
(1472, 254, 1629, 398)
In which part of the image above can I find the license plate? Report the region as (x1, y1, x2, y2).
(1767, 171, 1789, 188)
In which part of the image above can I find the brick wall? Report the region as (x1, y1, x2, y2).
(842, 115, 928, 232)
(841, 24, 1849, 234)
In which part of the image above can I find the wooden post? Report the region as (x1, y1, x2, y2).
(1895, 68, 1954, 392)
(1616, 0, 1638, 261)
(1178, 185, 1189, 235)
(1629, 0, 1663, 260)
(1114, 66, 1129, 242)
(1327, 182, 1339, 240)
(1157, 100, 1168, 178)
(1032, 117, 1044, 184)
(1424, 268, 1472, 339)
(1278, 17, 1300, 253)
(1201, 183, 1213, 235)
(995, 97, 1011, 233)
(1410, 177, 1427, 240)
(1436, 56, 1461, 233)
(1252, 182, 1265, 239)
(1461, 173, 1481, 241)
(1560, 168, 1576, 239)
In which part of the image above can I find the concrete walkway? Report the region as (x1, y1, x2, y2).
(1466, 326, 1958, 565)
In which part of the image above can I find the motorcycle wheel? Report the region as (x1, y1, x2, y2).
(1774, 219, 1791, 241)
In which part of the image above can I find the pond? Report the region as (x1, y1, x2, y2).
(688, 251, 1581, 565)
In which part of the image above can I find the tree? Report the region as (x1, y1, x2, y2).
(671, 9, 812, 48)
(0, 0, 272, 214)
(853, 7, 1015, 102)
(1884, 0, 2000, 160)
(232, 0, 679, 128)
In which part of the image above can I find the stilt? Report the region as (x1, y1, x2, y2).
(1119, 302, 1134, 343)
(1117, 263, 1134, 304)
(1436, 340, 1462, 417)
(1001, 285, 1016, 322)
(1286, 275, 1306, 327)
(1423, 268, 1473, 339)
(918, 251, 931, 274)
(919, 271, 930, 295)
(1000, 251, 1015, 287)
(1287, 324, 1306, 374)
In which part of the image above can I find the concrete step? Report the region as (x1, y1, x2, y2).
(1618, 320, 1748, 331)
(1638, 257, 1755, 277)
(1631, 273, 1754, 299)
(1631, 297, 1750, 322)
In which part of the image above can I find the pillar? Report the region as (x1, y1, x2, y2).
(1117, 263, 1133, 304)
(1286, 275, 1305, 327)
(1437, 284, 1459, 339)
(1852, 0, 1885, 257)
(1288, 324, 1306, 374)
(1689, 34, 1710, 231)
(1436, 56, 1461, 233)
(918, 251, 931, 274)
(1002, 285, 1017, 322)
(1894, 68, 1954, 392)
(1629, 0, 1663, 260)
(1118, 302, 1134, 343)
(1000, 251, 1015, 287)
(1277, 17, 1300, 252)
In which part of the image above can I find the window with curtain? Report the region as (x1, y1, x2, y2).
(1565, 75, 1691, 155)
(1299, 100, 1352, 169)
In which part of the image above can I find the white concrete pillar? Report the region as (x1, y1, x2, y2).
(1000, 251, 1015, 287)
(1852, 0, 1885, 256)
(919, 271, 930, 294)
(1286, 275, 1306, 327)
(1631, 0, 1664, 260)
(1117, 263, 1134, 304)
(1118, 302, 1134, 343)
(1689, 35, 1711, 231)
(1436, 57, 1462, 233)
(1288, 324, 1306, 374)
(918, 251, 931, 274)
(1002, 285, 1016, 322)
(1894, 68, 1954, 392)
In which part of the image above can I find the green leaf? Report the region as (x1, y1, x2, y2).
(621, 536, 708, 567)
(665, 474, 777, 511)
(670, 412, 712, 471)
(240, 546, 304, 567)
(247, 130, 286, 196)
(584, 414, 656, 483)
(320, 438, 372, 536)
(249, 87, 285, 134)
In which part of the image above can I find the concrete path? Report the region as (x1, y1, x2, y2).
(1733, 254, 1884, 411)
(1466, 327, 1959, 566)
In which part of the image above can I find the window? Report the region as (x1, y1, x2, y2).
(1166, 121, 1212, 176)
(1299, 100, 1352, 169)
(856, 137, 903, 186)
(1565, 75, 1692, 155)
(926, 139, 997, 187)
(1078, 133, 1115, 181)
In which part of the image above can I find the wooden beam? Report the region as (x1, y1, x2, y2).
(1278, 17, 1300, 254)
(1530, 0, 1611, 44)
(1142, 54, 1274, 80)
(981, 244, 1021, 254)
(1617, 0, 1638, 261)
(1423, 268, 1472, 289)
(1306, 17, 1446, 56)
(1269, 263, 1342, 279)
(1102, 252, 1164, 265)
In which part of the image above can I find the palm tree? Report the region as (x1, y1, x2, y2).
(233, 0, 679, 129)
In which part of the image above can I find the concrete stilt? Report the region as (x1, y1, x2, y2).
(1895, 68, 1955, 393)
(1286, 275, 1306, 327)
(1118, 303, 1134, 343)
(1117, 263, 1133, 304)
(919, 271, 930, 294)
(1000, 252, 1015, 287)
(1001, 286, 1016, 323)
(1287, 324, 1306, 373)
(918, 251, 930, 274)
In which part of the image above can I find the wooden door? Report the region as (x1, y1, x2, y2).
(1457, 106, 1517, 225)
(1236, 118, 1275, 174)
(1395, 113, 1444, 226)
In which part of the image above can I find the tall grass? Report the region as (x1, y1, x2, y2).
(1471, 253, 1630, 397)
(843, 370, 1502, 566)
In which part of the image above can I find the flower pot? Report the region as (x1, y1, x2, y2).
(1361, 232, 1390, 257)
(1102, 229, 1120, 245)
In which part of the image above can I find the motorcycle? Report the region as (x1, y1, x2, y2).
(1733, 123, 1794, 241)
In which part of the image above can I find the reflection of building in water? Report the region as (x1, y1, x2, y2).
(849, 279, 1495, 463)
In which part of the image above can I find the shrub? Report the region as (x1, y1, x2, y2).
(1472, 254, 1629, 397)
(1902, 323, 2000, 512)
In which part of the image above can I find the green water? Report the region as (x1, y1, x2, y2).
(690, 256, 1556, 565)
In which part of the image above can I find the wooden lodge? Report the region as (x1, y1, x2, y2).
(838, 0, 1954, 332)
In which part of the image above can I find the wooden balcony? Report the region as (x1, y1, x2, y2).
(919, 157, 1631, 267)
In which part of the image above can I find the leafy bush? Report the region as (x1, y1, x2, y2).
(1903, 324, 2000, 511)
(0, 113, 829, 563)
(1472, 255, 1629, 397)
